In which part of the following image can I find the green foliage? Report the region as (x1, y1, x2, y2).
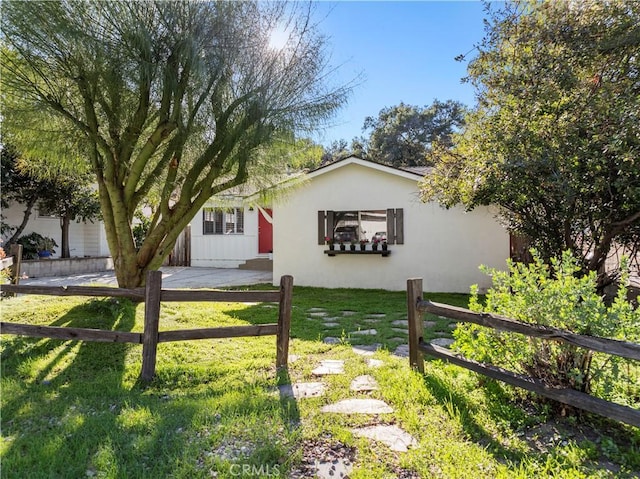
(16, 232, 58, 259)
(422, 0, 640, 282)
(455, 251, 639, 408)
(1, 1, 350, 287)
(364, 100, 467, 168)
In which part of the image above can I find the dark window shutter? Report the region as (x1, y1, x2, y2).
(327, 210, 334, 239)
(386, 208, 395, 245)
(318, 211, 326, 245)
(395, 208, 404, 244)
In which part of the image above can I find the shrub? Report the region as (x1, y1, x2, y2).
(16, 232, 57, 259)
(454, 250, 639, 408)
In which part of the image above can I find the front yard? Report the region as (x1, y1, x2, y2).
(1, 286, 638, 478)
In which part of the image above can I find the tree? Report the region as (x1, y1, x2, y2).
(421, 0, 640, 285)
(1, 144, 102, 258)
(38, 179, 101, 258)
(2, 1, 349, 287)
(363, 100, 466, 168)
(320, 137, 368, 164)
(1, 144, 50, 242)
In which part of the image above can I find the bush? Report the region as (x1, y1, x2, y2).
(454, 250, 639, 408)
(16, 232, 57, 259)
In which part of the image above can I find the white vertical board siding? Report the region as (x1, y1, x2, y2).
(0, 202, 112, 258)
(191, 206, 260, 267)
(273, 161, 509, 292)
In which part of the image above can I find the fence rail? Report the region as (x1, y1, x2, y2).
(0, 272, 293, 381)
(407, 278, 640, 428)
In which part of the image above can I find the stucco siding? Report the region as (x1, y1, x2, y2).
(273, 161, 508, 292)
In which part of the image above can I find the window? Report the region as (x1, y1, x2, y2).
(317, 209, 404, 245)
(37, 203, 58, 219)
(203, 207, 244, 235)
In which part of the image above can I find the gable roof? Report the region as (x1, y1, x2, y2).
(307, 156, 427, 181)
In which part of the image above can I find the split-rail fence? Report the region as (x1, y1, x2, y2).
(1, 271, 293, 381)
(406, 278, 640, 428)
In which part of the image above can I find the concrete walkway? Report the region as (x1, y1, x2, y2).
(19, 267, 273, 288)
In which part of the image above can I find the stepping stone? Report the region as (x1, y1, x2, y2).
(341, 311, 357, 316)
(323, 337, 340, 345)
(367, 358, 384, 368)
(322, 317, 341, 322)
(350, 375, 379, 392)
(321, 399, 393, 414)
(314, 459, 353, 479)
(366, 313, 386, 318)
(363, 319, 380, 324)
(448, 323, 458, 329)
(423, 320, 436, 328)
(389, 337, 405, 342)
(393, 344, 410, 357)
(312, 360, 345, 375)
(309, 312, 328, 317)
(430, 338, 454, 348)
(391, 320, 407, 327)
(352, 344, 382, 356)
(279, 382, 326, 399)
(352, 329, 377, 336)
(323, 322, 340, 328)
(391, 328, 407, 334)
(308, 308, 326, 312)
(351, 425, 417, 452)
(289, 354, 300, 363)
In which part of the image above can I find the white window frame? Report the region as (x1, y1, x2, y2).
(203, 207, 244, 235)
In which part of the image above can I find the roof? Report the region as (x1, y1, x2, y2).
(308, 156, 427, 181)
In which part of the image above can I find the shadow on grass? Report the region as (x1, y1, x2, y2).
(0, 298, 203, 478)
(422, 368, 529, 464)
(1, 294, 306, 478)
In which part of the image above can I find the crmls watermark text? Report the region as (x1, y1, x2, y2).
(229, 464, 280, 477)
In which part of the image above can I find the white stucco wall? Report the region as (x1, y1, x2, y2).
(272, 160, 509, 292)
(191, 205, 261, 267)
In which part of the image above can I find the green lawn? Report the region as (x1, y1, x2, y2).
(1, 286, 638, 478)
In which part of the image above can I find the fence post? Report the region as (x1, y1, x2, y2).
(8, 244, 23, 286)
(140, 270, 163, 381)
(276, 275, 293, 370)
(407, 278, 424, 373)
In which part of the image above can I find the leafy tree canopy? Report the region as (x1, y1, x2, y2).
(1, 1, 350, 287)
(421, 0, 640, 283)
(363, 100, 466, 168)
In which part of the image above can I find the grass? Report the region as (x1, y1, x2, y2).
(1, 286, 639, 478)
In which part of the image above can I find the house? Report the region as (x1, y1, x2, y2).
(1, 201, 110, 259)
(271, 156, 509, 292)
(190, 193, 275, 270)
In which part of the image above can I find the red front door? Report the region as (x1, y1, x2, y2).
(258, 208, 273, 253)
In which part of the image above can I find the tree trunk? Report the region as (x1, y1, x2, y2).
(61, 215, 71, 258)
(6, 198, 37, 245)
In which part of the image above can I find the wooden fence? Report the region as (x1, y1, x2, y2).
(0, 271, 293, 381)
(407, 278, 640, 428)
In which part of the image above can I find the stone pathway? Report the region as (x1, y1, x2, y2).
(282, 306, 457, 477)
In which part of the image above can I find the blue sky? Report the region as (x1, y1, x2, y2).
(310, 1, 488, 146)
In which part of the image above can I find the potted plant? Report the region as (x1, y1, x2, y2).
(37, 236, 57, 259)
(324, 236, 335, 251)
(372, 238, 379, 251)
(350, 239, 357, 251)
(339, 240, 346, 251)
(381, 240, 388, 251)
(359, 239, 368, 251)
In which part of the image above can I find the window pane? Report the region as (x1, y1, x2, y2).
(332, 210, 386, 243)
